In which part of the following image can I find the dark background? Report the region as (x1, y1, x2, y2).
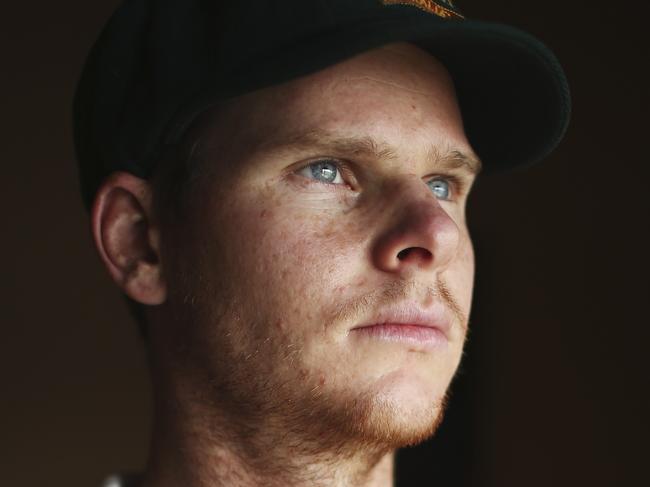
(2, 1, 648, 486)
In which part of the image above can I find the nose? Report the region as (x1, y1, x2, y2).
(371, 179, 460, 274)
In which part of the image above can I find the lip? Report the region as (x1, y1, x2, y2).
(349, 302, 452, 350)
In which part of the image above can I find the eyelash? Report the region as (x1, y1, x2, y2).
(295, 158, 466, 200)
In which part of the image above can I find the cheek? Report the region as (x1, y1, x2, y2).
(251, 209, 360, 306)
(198, 187, 363, 330)
(449, 232, 475, 316)
(202, 192, 369, 383)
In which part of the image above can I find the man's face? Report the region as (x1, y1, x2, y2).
(159, 42, 478, 455)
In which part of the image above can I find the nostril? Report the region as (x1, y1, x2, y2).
(397, 247, 432, 262)
(397, 248, 411, 260)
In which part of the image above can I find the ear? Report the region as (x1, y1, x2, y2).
(91, 171, 166, 305)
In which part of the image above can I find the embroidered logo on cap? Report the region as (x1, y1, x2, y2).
(380, 0, 464, 19)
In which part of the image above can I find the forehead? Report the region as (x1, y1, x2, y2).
(192, 43, 473, 167)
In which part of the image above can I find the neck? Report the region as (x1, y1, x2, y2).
(143, 366, 394, 487)
(141, 400, 396, 487)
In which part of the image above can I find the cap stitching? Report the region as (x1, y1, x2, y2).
(380, 1, 464, 20)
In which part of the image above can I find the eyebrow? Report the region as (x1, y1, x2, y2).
(260, 129, 482, 176)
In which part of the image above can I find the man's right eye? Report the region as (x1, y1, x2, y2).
(296, 159, 346, 185)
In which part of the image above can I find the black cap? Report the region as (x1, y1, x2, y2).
(73, 0, 571, 209)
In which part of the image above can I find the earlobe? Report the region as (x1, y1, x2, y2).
(91, 172, 167, 305)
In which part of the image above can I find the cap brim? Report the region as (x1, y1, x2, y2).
(413, 20, 572, 174)
(167, 18, 571, 175)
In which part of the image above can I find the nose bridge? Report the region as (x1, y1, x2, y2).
(388, 175, 448, 226)
(371, 176, 460, 273)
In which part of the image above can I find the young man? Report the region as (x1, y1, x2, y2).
(75, 1, 570, 486)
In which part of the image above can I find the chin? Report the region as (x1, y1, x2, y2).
(356, 374, 449, 448)
(364, 397, 447, 449)
(311, 371, 450, 452)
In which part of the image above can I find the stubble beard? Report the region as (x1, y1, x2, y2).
(196, 335, 450, 476)
(199, 293, 460, 468)
(169, 268, 459, 480)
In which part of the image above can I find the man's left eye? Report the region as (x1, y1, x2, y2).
(427, 178, 452, 201)
(297, 159, 345, 185)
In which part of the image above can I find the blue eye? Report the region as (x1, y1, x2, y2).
(427, 178, 452, 200)
(298, 160, 345, 184)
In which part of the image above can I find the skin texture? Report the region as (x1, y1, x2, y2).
(92, 42, 480, 487)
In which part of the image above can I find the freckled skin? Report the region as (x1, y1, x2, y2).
(148, 42, 478, 487)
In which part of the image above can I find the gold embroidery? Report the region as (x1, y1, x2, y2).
(380, 0, 464, 19)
